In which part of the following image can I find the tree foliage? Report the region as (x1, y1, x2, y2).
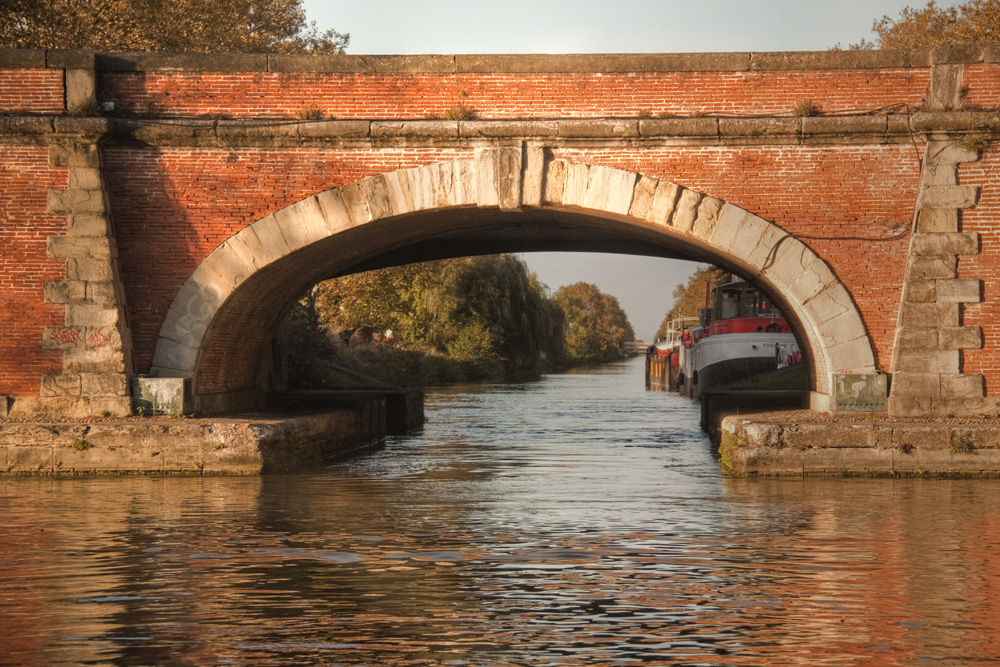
(312, 255, 566, 376)
(553, 282, 635, 364)
(0, 0, 349, 52)
(654, 266, 727, 340)
(851, 0, 1000, 49)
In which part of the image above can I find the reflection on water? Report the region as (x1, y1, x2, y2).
(3, 357, 1000, 665)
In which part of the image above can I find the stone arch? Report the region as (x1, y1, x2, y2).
(151, 146, 876, 414)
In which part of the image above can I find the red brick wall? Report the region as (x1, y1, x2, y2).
(103, 146, 473, 372)
(555, 145, 919, 371)
(961, 64, 1000, 110)
(0, 146, 66, 395)
(98, 69, 931, 119)
(960, 146, 1000, 393)
(0, 69, 63, 113)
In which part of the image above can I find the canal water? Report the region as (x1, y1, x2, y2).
(3, 357, 1000, 666)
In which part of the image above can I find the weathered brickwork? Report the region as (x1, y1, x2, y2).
(0, 48, 998, 418)
(555, 145, 918, 370)
(0, 69, 63, 113)
(0, 146, 67, 395)
(98, 69, 931, 120)
(103, 146, 473, 371)
(960, 64, 1000, 109)
(960, 146, 1000, 393)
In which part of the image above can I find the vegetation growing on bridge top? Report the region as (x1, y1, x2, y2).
(849, 0, 1000, 49)
(286, 255, 637, 389)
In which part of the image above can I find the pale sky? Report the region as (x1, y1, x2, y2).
(301, 0, 951, 339)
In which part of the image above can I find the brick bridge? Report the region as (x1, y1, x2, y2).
(1, 47, 998, 419)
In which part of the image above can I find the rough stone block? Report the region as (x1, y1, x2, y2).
(899, 328, 940, 351)
(65, 304, 119, 328)
(691, 197, 723, 241)
(497, 146, 524, 211)
(887, 396, 932, 417)
(80, 373, 128, 397)
(939, 326, 982, 350)
(47, 189, 106, 215)
(558, 119, 637, 138)
(272, 196, 329, 250)
(894, 349, 960, 373)
(931, 397, 997, 418)
(339, 181, 373, 226)
(919, 186, 980, 210)
(66, 258, 111, 282)
(49, 144, 100, 169)
(670, 188, 702, 233)
(825, 337, 876, 375)
(454, 159, 478, 206)
(584, 165, 636, 216)
(922, 163, 958, 186)
(907, 254, 957, 279)
(899, 301, 959, 327)
(40, 373, 82, 397)
(44, 280, 86, 304)
(626, 175, 657, 220)
(890, 372, 941, 398)
(246, 213, 293, 263)
(915, 209, 958, 233)
(473, 147, 500, 208)
(522, 146, 546, 207)
(913, 232, 979, 256)
(645, 180, 680, 227)
(926, 140, 981, 165)
(789, 257, 837, 305)
(935, 278, 980, 303)
(561, 162, 590, 209)
(761, 237, 817, 291)
(83, 281, 116, 306)
(48, 235, 111, 259)
(63, 345, 125, 373)
(66, 213, 108, 236)
(542, 160, 566, 205)
(940, 373, 985, 399)
(315, 187, 354, 234)
(904, 279, 937, 303)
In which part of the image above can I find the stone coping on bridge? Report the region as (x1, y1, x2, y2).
(721, 411, 1000, 477)
(2, 45, 1000, 73)
(4, 113, 999, 148)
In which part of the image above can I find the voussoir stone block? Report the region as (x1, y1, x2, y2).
(583, 166, 636, 216)
(670, 188, 703, 233)
(804, 283, 853, 327)
(825, 337, 876, 375)
(691, 196, 723, 241)
(273, 196, 330, 250)
(315, 188, 354, 234)
(561, 162, 590, 209)
(339, 181, 374, 226)
(627, 175, 657, 220)
(202, 241, 257, 290)
(542, 160, 567, 205)
(150, 340, 199, 376)
(245, 214, 293, 264)
(789, 256, 837, 305)
(522, 146, 546, 207)
(497, 145, 523, 211)
(760, 237, 816, 290)
(474, 147, 501, 207)
(646, 180, 681, 227)
(454, 160, 478, 206)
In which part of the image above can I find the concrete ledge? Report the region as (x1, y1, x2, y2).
(721, 410, 1000, 476)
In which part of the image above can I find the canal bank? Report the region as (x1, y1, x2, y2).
(0, 389, 423, 475)
(720, 409, 1000, 477)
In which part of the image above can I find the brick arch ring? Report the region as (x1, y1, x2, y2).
(150, 146, 876, 413)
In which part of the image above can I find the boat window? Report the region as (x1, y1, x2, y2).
(718, 289, 742, 319)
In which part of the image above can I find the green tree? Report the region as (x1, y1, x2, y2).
(553, 282, 635, 364)
(654, 266, 727, 340)
(851, 0, 1000, 49)
(0, 0, 348, 52)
